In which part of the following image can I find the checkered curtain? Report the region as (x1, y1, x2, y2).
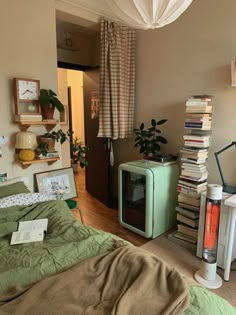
(98, 20, 136, 140)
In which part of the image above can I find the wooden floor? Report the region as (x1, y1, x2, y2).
(72, 169, 148, 247)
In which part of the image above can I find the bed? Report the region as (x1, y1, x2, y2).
(0, 179, 235, 315)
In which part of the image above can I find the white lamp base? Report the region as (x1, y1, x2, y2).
(194, 269, 222, 289)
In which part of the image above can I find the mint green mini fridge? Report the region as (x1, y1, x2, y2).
(118, 160, 179, 238)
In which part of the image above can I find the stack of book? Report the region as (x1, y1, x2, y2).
(15, 114, 42, 121)
(168, 95, 213, 251)
(183, 133, 210, 148)
(36, 151, 59, 159)
(185, 113, 212, 130)
(185, 96, 212, 114)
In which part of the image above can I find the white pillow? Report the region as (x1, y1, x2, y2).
(0, 176, 29, 188)
(0, 193, 56, 208)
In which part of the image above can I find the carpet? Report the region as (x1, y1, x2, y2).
(141, 232, 236, 308)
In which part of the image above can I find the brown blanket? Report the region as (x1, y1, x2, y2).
(0, 245, 189, 315)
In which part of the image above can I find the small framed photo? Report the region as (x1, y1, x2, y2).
(0, 173, 7, 182)
(34, 167, 77, 200)
(60, 105, 68, 125)
(91, 91, 99, 119)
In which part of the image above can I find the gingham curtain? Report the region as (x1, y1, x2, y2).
(98, 20, 136, 140)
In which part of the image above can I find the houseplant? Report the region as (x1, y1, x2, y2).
(37, 129, 68, 154)
(36, 129, 89, 171)
(133, 118, 168, 157)
(39, 89, 64, 119)
(70, 135, 89, 173)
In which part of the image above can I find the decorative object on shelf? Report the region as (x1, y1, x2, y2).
(15, 131, 37, 161)
(214, 141, 236, 194)
(13, 78, 41, 115)
(133, 118, 167, 158)
(34, 167, 77, 200)
(37, 129, 67, 154)
(39, 89, 64, 119)
(194, 184, 223, 289)
(14, 114, 42, 122)
(168, 94, 213, 251)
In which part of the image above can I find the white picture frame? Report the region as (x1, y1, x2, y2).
(34, 167, 77, 200)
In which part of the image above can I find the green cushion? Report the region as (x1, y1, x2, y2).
(66, 199, 77, 210)
(0, 181, 30, 199)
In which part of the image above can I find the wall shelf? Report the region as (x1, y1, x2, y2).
(17, 157, 60, 169)
(14, 120, 58, 131)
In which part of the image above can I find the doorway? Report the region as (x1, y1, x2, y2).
(57, 67, 85, 168)
(56, 16, 113, 208)
(57, 65, 113, 207)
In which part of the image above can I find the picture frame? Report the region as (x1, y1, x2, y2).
(34, 167, 77, 200)
(60, 104, 68, 125)
(91, 91, 99, 119)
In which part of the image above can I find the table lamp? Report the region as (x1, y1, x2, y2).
(214, 142, 236, 194)
(15, 131, 37, 161)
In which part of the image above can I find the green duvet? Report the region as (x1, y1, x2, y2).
(0, 200, 121, 294)
(0, 200, 235, 314)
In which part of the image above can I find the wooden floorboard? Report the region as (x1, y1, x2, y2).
(72, 168, 148, 247)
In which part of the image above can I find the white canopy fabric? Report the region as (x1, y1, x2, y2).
(106, 0, 193, 29)
(60, 0, 193, 30)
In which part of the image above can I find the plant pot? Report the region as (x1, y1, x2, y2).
(37, 136, 55, 152)
(41, 106, 55, 119)
(71, 163, 79, 173)
(143, 153, 154, 160)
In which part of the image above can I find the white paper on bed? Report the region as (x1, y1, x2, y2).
(18, 218, 48, 232)
(10, 219, 48, 245)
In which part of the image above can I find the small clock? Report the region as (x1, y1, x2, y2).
(14, 78, 41, 115)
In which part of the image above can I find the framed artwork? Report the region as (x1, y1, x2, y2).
(231, 60, 236, 86)
(91, 91, 99, 119)
(0, 173, 7, 182)
(60, 105, 68, 125)
(34, 167, 77, 200)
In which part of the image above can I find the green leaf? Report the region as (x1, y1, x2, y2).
(151, 119, 156, 126)
(140, 123, 144, 130)
(156, 136, 167, 143)
(156, 119, 167, 125)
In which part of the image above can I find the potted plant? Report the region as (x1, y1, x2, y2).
(133, 118, 168, 158)
(39, 89, 64, 119)
(70, 136, 89, 173)
(37, 129, 67, 154)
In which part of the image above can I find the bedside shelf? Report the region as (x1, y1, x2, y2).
(17, 157, 60, 169)
(14, 120, 58, 131)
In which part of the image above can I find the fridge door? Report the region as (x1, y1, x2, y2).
(118, 164, 153, 238)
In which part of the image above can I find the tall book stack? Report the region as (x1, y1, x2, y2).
(168, 95, 213, 251)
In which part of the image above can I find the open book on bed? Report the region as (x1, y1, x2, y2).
(10, 218, 48, 245)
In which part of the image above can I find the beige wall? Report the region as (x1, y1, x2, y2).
(0, 0, 62, 191)
(113, 0, 236, 190)
(2, 0, 236, 194)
